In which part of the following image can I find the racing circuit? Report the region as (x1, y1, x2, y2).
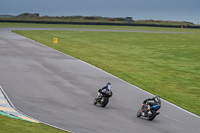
(0, 27, 200, 133)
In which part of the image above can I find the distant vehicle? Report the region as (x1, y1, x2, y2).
(108, 18, 116, 21)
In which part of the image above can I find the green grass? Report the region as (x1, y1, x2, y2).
(0, 115, 67, 133)
(12, 29, 200, 116)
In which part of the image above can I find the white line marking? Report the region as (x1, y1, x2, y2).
(163, 114, 183, 122)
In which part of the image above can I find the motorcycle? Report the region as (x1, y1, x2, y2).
(137, 103, 161, 121)
(93, 90, 112, 107)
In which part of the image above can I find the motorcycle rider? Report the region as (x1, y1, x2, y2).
(141, 95, 161, 116)
(96, 82, 113, 101)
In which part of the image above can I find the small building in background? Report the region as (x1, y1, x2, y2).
(126, 17, 133, 23)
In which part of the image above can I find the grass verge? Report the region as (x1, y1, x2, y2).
(0, 115, 68, 133)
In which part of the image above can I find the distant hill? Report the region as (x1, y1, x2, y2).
(17, 13, 39, 18)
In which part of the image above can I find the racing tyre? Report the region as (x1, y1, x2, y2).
(93, 99, 97, 105)
(100, 97, 109, 107)
(137, 109, 142, 117)
(147, 110, 156, 121)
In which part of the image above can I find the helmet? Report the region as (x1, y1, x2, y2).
(154, 95, 160, 103)
(107, 82, 112, 92)
(107, 82, 111, 85)
(154, 95, 160, 98)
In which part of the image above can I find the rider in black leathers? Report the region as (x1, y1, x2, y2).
(142, 95, 161, 115)
(96, 82, 113, 101)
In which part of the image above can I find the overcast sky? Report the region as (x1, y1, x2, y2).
(0, 0, 199, 24)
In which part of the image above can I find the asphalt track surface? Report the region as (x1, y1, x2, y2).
(0, 27, 199, 133)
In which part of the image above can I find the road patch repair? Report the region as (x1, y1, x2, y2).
(0, 85, 39, 123)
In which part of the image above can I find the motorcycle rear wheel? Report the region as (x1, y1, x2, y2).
(100, 97, 109, 107)
(147, 110, 156, 121)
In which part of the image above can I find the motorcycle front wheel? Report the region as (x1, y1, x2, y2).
(137, 109, 142, 117)
(93, 99, 97, 105)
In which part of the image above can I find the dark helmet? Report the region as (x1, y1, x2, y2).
(154, 95, 160, 98)
(107, 82, 111, 85)
(154, 95, 161, 103)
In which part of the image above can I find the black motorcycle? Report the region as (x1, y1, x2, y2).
(137, 102, 161, 121)
(93, 90, 112, 107)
